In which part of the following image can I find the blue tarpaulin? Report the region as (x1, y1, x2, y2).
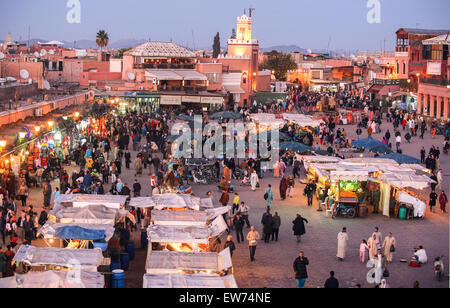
(378, 153, 420, 164)
(351, 137, 385, 149)
(54, 226, 106, 240)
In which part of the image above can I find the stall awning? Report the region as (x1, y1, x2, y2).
(175, 70, 207, 81)
(145, 70, 183, 81)
(367, 84, 383, 93)
(330, 170, 369, 181)
(223, 84, 245, 94)
(143, 273, 238, 288)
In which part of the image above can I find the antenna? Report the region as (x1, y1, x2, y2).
(191, 30, 196, 50)
(249, 7, 255, 18)
(28, 25, 30, 49)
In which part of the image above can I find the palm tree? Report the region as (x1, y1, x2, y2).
(96, 30, 109, 60)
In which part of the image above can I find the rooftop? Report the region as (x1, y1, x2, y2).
(126, 41, 196, 58)
(396, 28, 450, 35)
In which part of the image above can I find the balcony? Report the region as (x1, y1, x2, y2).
(134, 63, 195, 70)
(420, 77, 449, 86)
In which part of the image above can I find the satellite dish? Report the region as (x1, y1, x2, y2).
(0, 52, 4, 59)
(20, 69, 29, 79)
(307, 49, 312, 54)
(128, 72, 136, 81)
(34, 52, 40, 57)
(44, 80, 50, 90)
(40, 49, 47, 56)
(49, 49, 55, 55)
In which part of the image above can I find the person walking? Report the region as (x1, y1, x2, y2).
(324, 271, 339, 288)
(236, 202, 250, 228)
(279, 177, 288, 200)
(439, 191, 448, 213)
(223, 235, 236, 257)
(293, 251, 309, 288)
(429, 190, 438, 213)
(264, 185, 274, 209)
(261, 211, 273, 243)
(233, 214, 244, 243)
(292, 214, 308, 243)
(337, 227, 349, 261)
(246, 226, 260, 262)
(0, 246, 6, 277)
(232, 193, 240, 214)
(381, 232, 397, 263)
(305, 181, 315, 206)
(250, 170, 259, 191)
(367, 233, 379, 260)
(359, 239, 369, 263)
(219, 190, 230, 207)
(271, 212, 281, 241)
(287, 175, 295, 198)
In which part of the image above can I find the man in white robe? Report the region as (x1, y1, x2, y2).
(336, 227, 349, 261)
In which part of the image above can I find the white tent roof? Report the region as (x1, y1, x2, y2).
(40, 40, 64, 45)
(143, 273, 238, 288)
(379, 174, 435, 190)
(145, 69, 183, 80)
(175, 70, 207, 81)
(282, 113, 322, 127)
(146, 248, 232, 274)
(13, 245, 103, 270)
(223, 84, 245, 94)
(340, 157, 398, 166)
(330, 170, 369, 181)
(151, 210, 209, 226)
(50, 204, 127, 225)
(130, 193, 203, 210)
(54, 194, 127, 210)
(147, 215, 228, 244)
(0, 271, 104, 288)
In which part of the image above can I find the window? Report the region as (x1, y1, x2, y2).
(422, 45, 432, 60)
(404, 38, 409, 46)
(397, 38, 403, 46)
(397, 62, 399, 74)
(431, 45, 443, 60)
(403, 62, 406, 74)
(206, 73, 219, 83)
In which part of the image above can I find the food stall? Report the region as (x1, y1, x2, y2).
(143, 273, 238, 288)
(13, 245, 104, 272)
(151, 210, 209, 226)
(145, 248, 232, 275)
(0, 270, 104, 288)
(54, 195, 128, 211)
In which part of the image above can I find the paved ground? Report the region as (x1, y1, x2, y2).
(18, 118, 449, 288)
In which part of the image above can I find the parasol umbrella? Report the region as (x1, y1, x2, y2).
(209, 111, 243, 120)
(369, 144, 393, 154)
(378, 152, 420, 164)
(174, 115, 194, 121)
(279, 142, 312, 153)
(351, 137, 385, 149)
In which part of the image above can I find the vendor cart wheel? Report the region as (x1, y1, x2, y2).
(348, 208, 356, 218)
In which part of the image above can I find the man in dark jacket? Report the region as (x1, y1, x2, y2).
(271, 212, 281, 241)
(293, 251, 309, 288)
(223, 235, 236, 257)
(120, 183, 131, 198)
(133, 179, 141, 197)
(23, 215, 34, 243)
(324, 271, 339, 288)
(233, 214, 244, 243)
(292, 214, 308, 242)
(261, 211, 273, 243)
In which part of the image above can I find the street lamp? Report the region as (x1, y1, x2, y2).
(48, 121, 54, 128)
(0, 140, 7, 149)
(74, 112, 80, 118)
(34, 126, 41, 133)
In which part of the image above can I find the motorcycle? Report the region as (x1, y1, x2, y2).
(434, 256, 444, 281)
(332, 203, 356, 219)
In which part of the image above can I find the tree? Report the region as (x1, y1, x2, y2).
(213, 32, 221, 58)
(114, 48, 132, 59)
(96, 30, 109, 58)
(259, 51, 297, 81)
(230, 28, 236, 39)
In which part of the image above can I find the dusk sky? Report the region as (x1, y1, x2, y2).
(0, 0, 449, 52)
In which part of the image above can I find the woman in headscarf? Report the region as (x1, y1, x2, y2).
(250, 170, 259, 191)
(439, 191, 448, 213)
(279, 177, 288, 200)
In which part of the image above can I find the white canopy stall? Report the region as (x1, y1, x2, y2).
(151, 210, 209, 226)
(282, 113, 322, 127)
(54, 195, 128, 210)
(0, 270, 104, 288)
(49, 204, 128, 225)
(145, 248, 232, 274)
(13, 245, 103, 272)
(397, 191, 427, 218)
(143, 273, 238, 288)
